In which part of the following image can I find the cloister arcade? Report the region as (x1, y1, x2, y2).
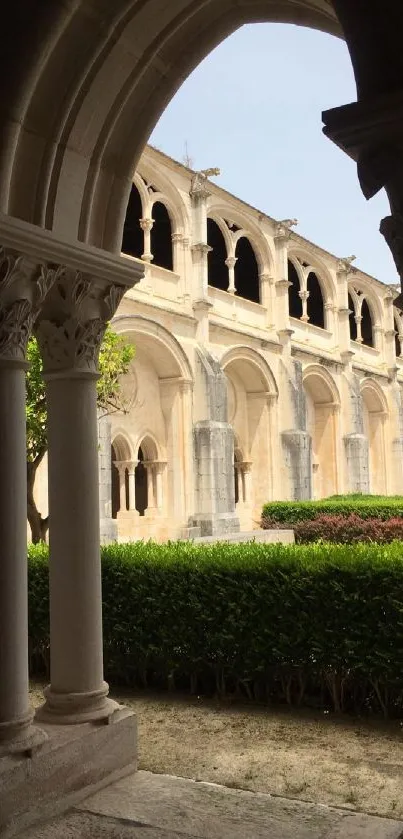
(3, 0, 403, 828)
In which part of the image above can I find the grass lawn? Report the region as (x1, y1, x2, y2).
(30, 682, 403, 819)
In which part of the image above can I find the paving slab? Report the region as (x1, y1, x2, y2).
(25, 770, 403, 838)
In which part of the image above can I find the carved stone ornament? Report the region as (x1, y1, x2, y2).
(336, 255, 357, 275)
(380, 214, 403, 283)
(0, 247, 61, 362)
(274, 219, 298, 242)
(189, 168, 220, 200)
(36, 270, 127, 375)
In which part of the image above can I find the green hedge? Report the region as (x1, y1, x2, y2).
(262, 495, 403, 525)
(28, 540, 403, 717)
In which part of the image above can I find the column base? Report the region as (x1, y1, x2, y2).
(0, 711, 48, 756)
(35, 682, 121, 725)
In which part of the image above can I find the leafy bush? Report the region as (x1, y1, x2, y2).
(262, 495, 403, 526)
(28, 540, 403, 717)
(294, 514, 403, 544)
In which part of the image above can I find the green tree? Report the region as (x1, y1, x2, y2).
(26, 327, 135, 543)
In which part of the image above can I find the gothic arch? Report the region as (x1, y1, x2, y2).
(138, 153, 189, 235)
(361, 378, 388, 494)
(150, 200, 173, 270)
(206, 202, 275, 277)
(360, 378, 388, 415)
(207, 217, 229, 291)
(287, 248, 335, 306)
(220, 346, 278, 396)
(133, 431, 161, 461)
(112, 314, 193, 382)
(348, 279, 383, 346)
(302, 364, 340, 406)
(121, 181, 144, 258)
(111, 432, 133, 462)
(303, 365, 339, 498)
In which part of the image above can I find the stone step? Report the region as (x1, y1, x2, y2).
(190, 528, 294, 545)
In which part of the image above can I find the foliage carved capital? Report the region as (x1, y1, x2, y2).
(36, 269, 127, 376)
(0, 247, 60, 363)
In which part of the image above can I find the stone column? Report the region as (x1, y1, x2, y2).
(140, 218, 154, 263)
(274, 221, 297, 354)
(126, 461, 137, 511)
(0, 249, 57, 755)
(225, 256, 237, 294)
(144, 462, 156, 514)
(35, 271, 127, 724)
(299, 289, 309, 322)
(114, 461, 127, 512)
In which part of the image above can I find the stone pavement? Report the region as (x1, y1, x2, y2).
(25, 770, 403, 838)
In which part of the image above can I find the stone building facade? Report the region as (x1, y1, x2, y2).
(33, 145, 403, 542)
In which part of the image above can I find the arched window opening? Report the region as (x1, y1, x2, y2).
(151, 202, 173, 270)
(348, 293, 357, 341)
(307, 271, 325, 328)
(361, 298, 374, 347)
(135, 446, 148, 516)
(207, 218, 228, 290)
(234, 236, 260, 303)
(122, 183, 144, 258)
(111, 445, 120, 519)
(288, 260, 302, 318)
(395, 315, 402, 358)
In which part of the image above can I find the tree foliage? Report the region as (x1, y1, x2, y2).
(26, 327, 135, 542)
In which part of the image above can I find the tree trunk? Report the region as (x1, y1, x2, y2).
(27, 459, 49, 544)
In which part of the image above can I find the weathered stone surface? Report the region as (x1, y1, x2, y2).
(25, 771, 403, 839)
(0, 710, 137, 838)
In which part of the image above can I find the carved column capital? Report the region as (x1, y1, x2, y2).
(35, 269, 126, 377)
(0, 247, 60, 364)
(139, 217, 154, 233)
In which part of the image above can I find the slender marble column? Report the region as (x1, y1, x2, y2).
(35, 270, 127, 724)
(127, 461, 137, 511)
(0, 249, 55, 754)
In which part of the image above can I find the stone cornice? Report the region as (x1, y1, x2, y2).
(0, 214, 144, 290)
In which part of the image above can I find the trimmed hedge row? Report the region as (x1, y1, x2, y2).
(262, 495, 403, 525)
(293, 514, 403, 544)
(28, 540, 403, 717)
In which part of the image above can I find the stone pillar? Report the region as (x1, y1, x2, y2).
(140, 218, 153, 263)
(35, 270, 129, 725)
(144, 462, 156, 514)
(154, 462, 166, 510)
(191, 348, 239, 536)
(259, 272, 275, 327)
(114, 461, 127, 513)
(98, 413, 118, 543)
(279, 357, 311, 500)
(225, 256, 237, 293)
(126, 461, 137, 511)
(0, 248, 57, 754)
(274, 221, 297, 354)
(343, 372, 370, 494)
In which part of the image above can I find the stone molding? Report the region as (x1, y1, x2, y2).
(0, 212, 144, 289)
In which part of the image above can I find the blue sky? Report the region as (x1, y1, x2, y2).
(150, 23, 396, 286)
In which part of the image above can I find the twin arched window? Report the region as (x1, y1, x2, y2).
(122, 183, 173, 271)
(287, 258, 325, 329)
(207, 217, 260, 303)
(348, 290, 374, 348)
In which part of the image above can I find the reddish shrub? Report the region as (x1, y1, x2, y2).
(294, 514, 403, 544)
